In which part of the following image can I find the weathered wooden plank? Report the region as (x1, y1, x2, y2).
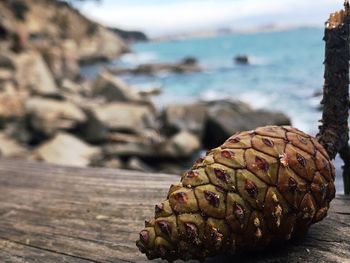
(0, 237, 94, 263)
(0, 159, 349, 263)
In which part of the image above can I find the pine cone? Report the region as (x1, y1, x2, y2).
(136, 126, 336, 261)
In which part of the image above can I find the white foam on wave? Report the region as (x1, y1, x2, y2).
(289, 118, 315, 135)
(247, 56, 269, 66)
(120, 51, 159, 65)
(239, 90, 321, 135)
(239, 91, 275, 109)
(309, 96, 322, 108)
(200, 89, 230, 101)
(201, 89, 278, 112)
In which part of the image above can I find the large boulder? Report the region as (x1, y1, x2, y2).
(87, 102, 156, 134)
(25, 97, 86, 136)
(100, 157, 123, 169)
(0, 53, 15, 70)
(161, 103, 208, 137)
(78, 25, 128, 64)
(0, 68, 13, 82)
(104, 142, 156, 157)
(3, 120, 32, 144)
(203, 100, 291, 148)
(33, 132, 101, 167)
(104, 130, 200, 159)
(78, 107, 109, 143)
(14, 51, 59, 96)
(0, 133, 28, 158)
(126, 157, 153, 172)
(92, 72, 143, 102)
(163, 130, 201, 158)
(60, 78, 83, 94)
(103, 131, 163, 158)
(43, 40, 79, 82)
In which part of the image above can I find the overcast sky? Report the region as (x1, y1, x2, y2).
(78, 0, 345, 36)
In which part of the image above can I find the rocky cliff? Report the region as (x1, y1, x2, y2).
(0, 0, 128, 66)
(108, 27, 148, 42)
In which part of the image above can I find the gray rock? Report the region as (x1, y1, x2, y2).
(104, 142, 153, 158)
(0, 68, 13, 82)
(33, 132, 101, 167)
(43, 40, 80, 82)
(182, 56, 198, 65)
(164, 130, 201, 158)
(3, 121, 31, 144)
(79, 108, 109, 143)
(0, 133, 28, 158)
(108, 58, 202, 75)
(203, 100, 291, 148)
(126, 157, 153, 172)
(60, 79, 82, 94)
(93, 71, 143, 102)
(134, 60, 202, 74)
(14, 51, 59, 96)
(234, 55, 249, 65)
(138, 87, 162, 97)
(104, 130, 200, 159)
(161, 103, 208, 137)
(173, 63, 202, 73)
(108, 131, 162, 144)
(0, 53, 15, 70)
(78, 25, 128, 64)
(0, 90, 24, 121)
(25, 97, 86, 136)
(103, 132, 161, 157)
(42, 46, 64, 83)
(101, 158, 123, 169)
(88, 102, 156, 134)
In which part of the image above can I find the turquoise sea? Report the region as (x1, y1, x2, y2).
(83, 27, 345, 193)
(121, 27, 324, 134)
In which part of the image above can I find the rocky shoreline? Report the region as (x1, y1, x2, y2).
(0, 0, 291, 174)
(108, 57, 202, 75)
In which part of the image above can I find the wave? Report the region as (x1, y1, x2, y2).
(201, 89, 280, 112)
(243, 55, 269, 66)
(239, 90, 275, 109)
(119, 51, 159, 66)
(200, 89, 230, 101)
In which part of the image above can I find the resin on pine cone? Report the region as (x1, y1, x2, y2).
(136, 126, 336, 261)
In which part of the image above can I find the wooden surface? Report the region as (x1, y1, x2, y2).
(0, 159, 349, 263)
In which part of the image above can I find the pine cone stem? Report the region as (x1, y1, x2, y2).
(317, 1, 350, 194)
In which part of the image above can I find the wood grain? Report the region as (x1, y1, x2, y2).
(0, 159, 349, 263)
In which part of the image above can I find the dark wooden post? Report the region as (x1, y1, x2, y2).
(317, 1, 350, 194)
(339, 146, 350, 194)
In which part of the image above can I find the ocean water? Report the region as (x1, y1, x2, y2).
(120, 27, 325, 134)
(85, 27, 346, 193)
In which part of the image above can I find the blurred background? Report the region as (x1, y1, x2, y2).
(0, 0, 345, 192)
